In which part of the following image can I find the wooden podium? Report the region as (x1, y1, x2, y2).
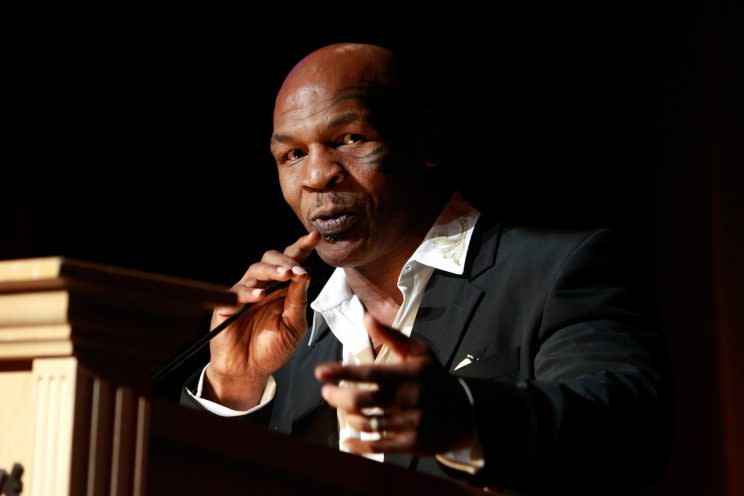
(0, 258, 482, 495)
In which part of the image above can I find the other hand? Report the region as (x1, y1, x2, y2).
(315, 313, 475, 455)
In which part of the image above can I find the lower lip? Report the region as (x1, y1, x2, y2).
(311, 214, 357, 239)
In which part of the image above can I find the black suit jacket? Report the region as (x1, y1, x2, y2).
(183, 220, 671, 495)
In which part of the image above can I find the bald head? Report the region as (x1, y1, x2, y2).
(270, 42, 451, 197)
(269, 43, 453, 269)
(274, 43, 401, 125)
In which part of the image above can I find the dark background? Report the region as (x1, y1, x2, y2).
(4, 6, 657, 283)
(4, 3, 743, 495)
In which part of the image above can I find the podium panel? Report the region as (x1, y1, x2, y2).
(0, 258, 487, 495)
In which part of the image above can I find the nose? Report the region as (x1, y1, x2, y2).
(301, 145, 347, 191)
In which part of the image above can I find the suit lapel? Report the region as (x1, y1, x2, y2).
(389, 276, 483, 472)
(394, 220, 501, 471)
(411, 274, 484, 370)
(411, 220, 502, 370)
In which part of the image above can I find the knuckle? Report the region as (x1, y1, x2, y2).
(262, 249, 281, 260)
(233, 279, 256, 290)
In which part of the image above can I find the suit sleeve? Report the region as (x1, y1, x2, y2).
(462, 229, 672, 493)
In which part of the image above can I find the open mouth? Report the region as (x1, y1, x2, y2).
(310, 212, 357, 240)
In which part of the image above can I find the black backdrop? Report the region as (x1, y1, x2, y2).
(7, 4, 744, 496)
(3, 5, 685, 285)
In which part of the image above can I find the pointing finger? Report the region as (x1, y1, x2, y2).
(283, 231, 321, 262)
(365, 313, 428, 359)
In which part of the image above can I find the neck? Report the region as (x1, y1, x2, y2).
(341, 207, 427, 326)
(344, 188, 452, 323)
(344, 268, 400, 327)
(343, 218, 434, 327)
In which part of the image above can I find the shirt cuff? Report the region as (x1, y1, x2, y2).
(435, 378, 485, 474)
(184, 363, 276, 417)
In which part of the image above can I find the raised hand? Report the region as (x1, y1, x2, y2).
(315, 313, 476, 455)
(204, 231, 321, 410)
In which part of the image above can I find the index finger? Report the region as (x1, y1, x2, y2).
(314, 361, 416, 385)
(283, 231, 321, 262)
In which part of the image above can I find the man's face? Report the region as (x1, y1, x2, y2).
(270, 80, 426, 269)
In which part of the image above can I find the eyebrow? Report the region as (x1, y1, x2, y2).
(327, 112, 364, 128)
(270, 112, 365, 144)
(271, 133, 293, 144)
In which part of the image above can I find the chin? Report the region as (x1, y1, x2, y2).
(315, 237, 366, 268)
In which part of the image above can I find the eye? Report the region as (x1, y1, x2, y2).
(286, 148, 306, 162)
(340, 133, 366, 145)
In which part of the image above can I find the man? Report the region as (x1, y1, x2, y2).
(182, 43, 670, 494)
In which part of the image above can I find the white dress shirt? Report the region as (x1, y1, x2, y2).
(187, 192, 483, 473)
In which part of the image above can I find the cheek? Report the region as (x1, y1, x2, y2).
(278, 169, 303, 213)
(279, 170, 309, 229)
(344, 156, 386, 195)
(347, 161, 395, 207)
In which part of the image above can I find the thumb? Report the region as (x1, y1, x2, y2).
(364, 312, 428, 359)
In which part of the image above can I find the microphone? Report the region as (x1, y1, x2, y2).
(151, 281, 291, 386)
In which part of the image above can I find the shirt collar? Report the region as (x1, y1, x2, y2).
(308, 192, 480, 345)
(407, 192, 480, 276)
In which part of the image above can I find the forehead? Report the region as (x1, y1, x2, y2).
(273, 82, 374, 134)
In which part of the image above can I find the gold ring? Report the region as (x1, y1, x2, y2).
(370, 416, 380, 433)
